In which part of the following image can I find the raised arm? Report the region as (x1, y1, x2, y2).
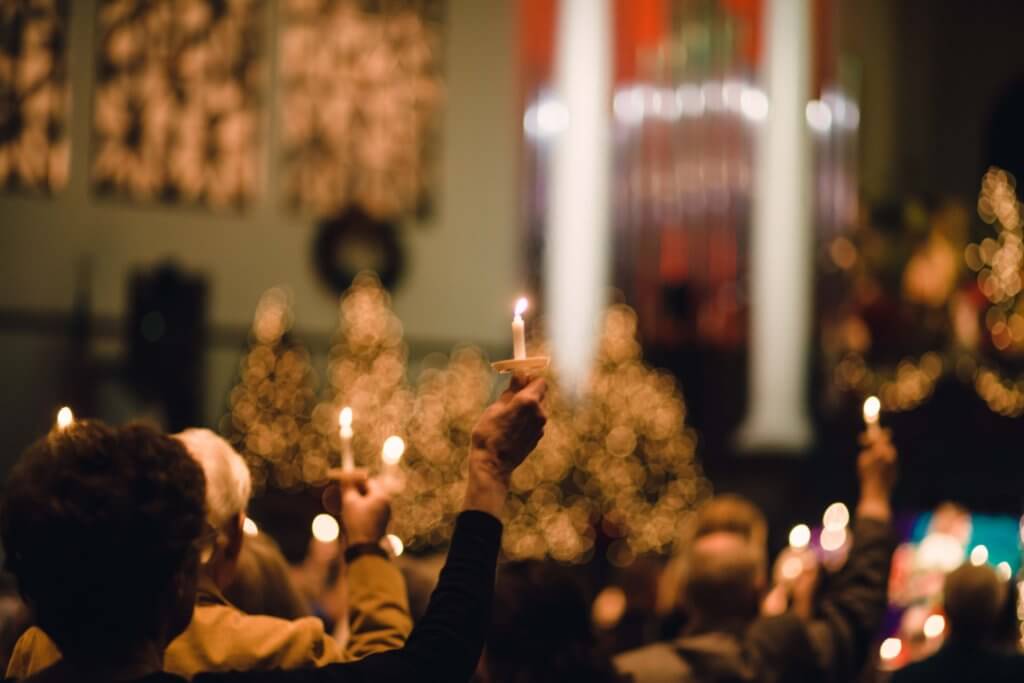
(806, 429, 898, 682)
(198, 377, 548, 683)
(332, 474, 414, 660)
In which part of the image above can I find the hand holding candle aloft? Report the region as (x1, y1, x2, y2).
(339, 406, 355, 471)
(512, 297, 528, 360)
(862, 395, 881, 438)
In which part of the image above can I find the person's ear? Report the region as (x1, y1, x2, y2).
(225, 512, 245, 562)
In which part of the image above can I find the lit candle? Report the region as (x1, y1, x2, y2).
(862, 396, 881, 438)
(56, 406, 74, 431)
(512, 297, 528, 360)
(339, 406, 355, 471)
(381, 435, 405, 488)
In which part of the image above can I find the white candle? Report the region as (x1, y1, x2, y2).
(862, 396, 881, 438)
(339, 406, 355, 471)
(56, 406, 73, 431)
(381, 435, 405, 488)
(513, 297, 528, 360)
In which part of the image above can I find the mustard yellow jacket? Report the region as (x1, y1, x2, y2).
(5, 554, 411, 679)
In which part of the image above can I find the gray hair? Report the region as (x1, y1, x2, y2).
(175, 428, 252, 531)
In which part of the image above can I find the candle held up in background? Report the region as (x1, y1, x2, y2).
(381, 435, 405, 490)
(513, 297, 528, 360)
(339, 406, 355, 471)
(56, 406, 73, 431)
(862, 396, 881, 438)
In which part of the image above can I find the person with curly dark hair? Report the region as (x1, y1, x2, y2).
(2, 375, 547, 683)
(0, 421, 208, 680)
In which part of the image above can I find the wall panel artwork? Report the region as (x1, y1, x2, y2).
(279, 0, 445, 219)
(92, 0, 263, 208)
(0, 0, 70, 193)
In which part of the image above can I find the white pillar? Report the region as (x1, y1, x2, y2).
(737, 0, 815, 452)
(544, 0, 612, 396)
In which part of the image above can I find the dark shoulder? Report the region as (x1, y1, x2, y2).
(745, 614, 821, 678)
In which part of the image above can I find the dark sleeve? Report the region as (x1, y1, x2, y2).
(195, 510, 502, 683)
(805, 516, 896, 683)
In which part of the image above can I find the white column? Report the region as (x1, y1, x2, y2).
(737, 0, 815, 451)
(544, 0, 613, 396)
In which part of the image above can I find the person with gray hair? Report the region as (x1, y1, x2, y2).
(177, 428, 254, 590)
(6, 429, 413, 677)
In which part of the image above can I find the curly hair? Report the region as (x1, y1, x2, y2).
(0, 421, 207, 665)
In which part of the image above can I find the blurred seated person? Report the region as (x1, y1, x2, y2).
(615, 428, 899, 683)
(1, 376, 546, 683)
(891, 563, 1024, 683)
(477, 562, 624, 683)
(223, 531, 309, 621)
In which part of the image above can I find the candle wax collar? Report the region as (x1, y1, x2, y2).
(491, 356, 550, 374)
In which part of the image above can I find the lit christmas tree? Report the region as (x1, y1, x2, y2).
(307, 273, 415, 474)
(223, 288, 322, 492)
(501, 304, 710, 564)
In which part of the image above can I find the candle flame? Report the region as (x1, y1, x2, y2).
(862, 396, 881, 424)
(56, 406, 74, 430)
(382, 436, 406, 465)
(515, 297, 529, 318)
(339, 406, 353, 429)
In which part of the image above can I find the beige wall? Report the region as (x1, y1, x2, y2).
(0, 0, 520, 455)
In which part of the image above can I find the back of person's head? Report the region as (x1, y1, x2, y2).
(693, 494, 767, 548)
(485, 562, 622, 683)
(943, 563, 1008, 645)
(683, 533, 764, 628)
(664, 495, 767, 630)
(223, 530, 310, 620)
(0, 421, 206, 669)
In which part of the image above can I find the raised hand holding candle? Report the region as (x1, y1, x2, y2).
(512, 297, 528, 360)
(862, 396, 881, 438)
(56, 406, 73, 431)
(339, 406, 355, 471)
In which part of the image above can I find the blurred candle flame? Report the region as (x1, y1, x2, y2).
(56, 406, 74, 430)
(381, 436, 405, 466)
(862, 396, 881, 424)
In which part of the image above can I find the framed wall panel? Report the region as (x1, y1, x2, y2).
(279, 0, 445, 219)
(0, 0, 70, 193)
(91, 0, 264, 208)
